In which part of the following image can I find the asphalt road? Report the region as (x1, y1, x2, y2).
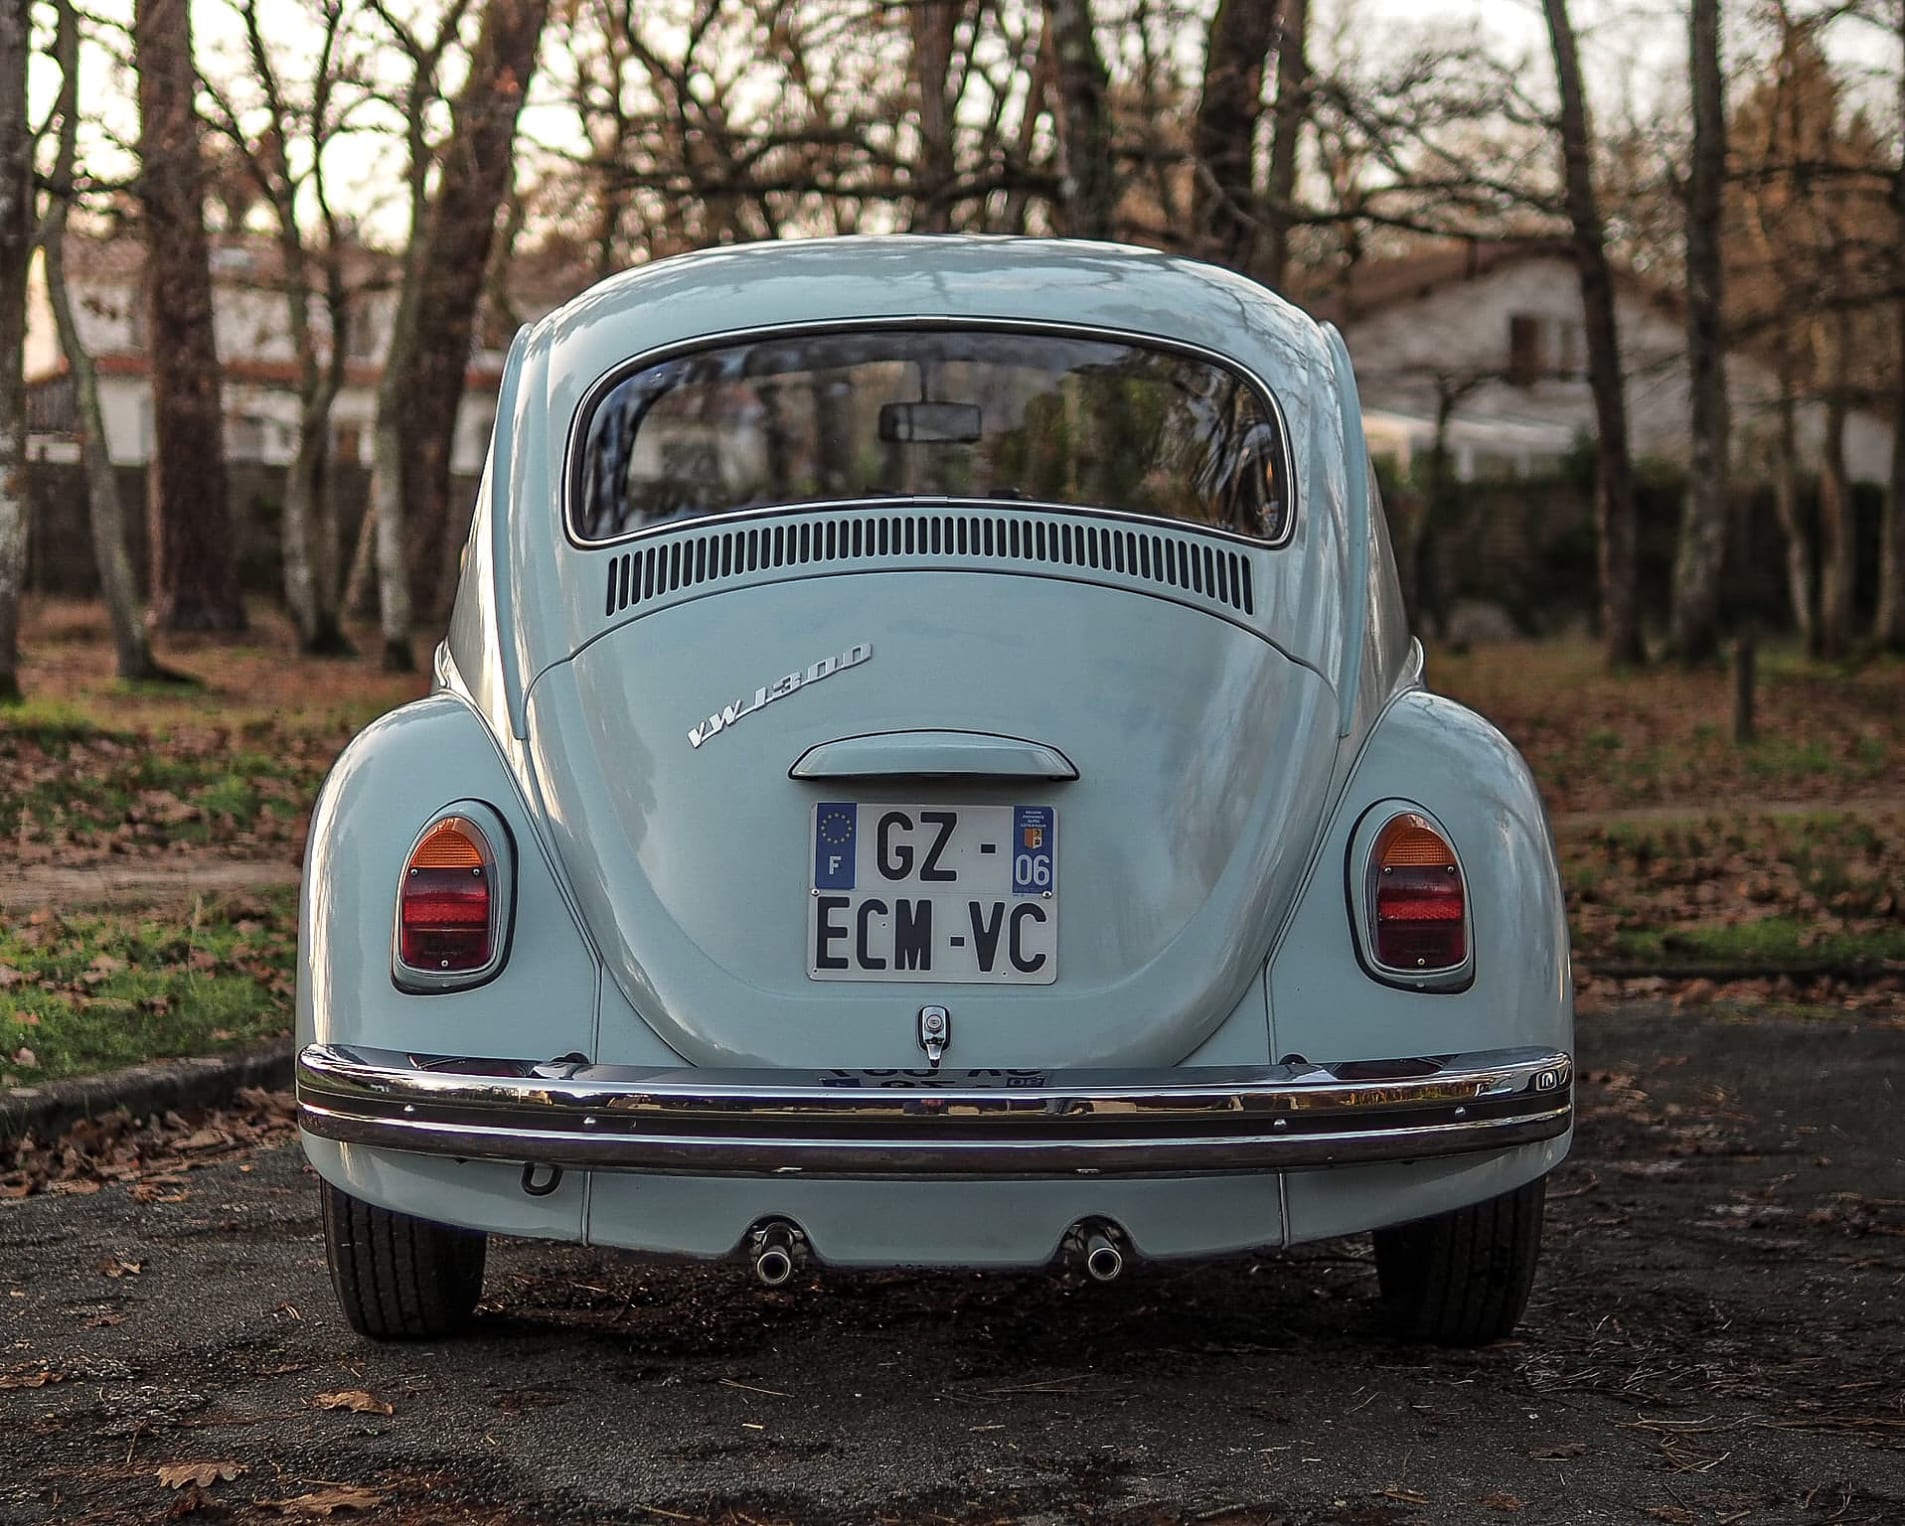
(2, 1001, 1900, 1526)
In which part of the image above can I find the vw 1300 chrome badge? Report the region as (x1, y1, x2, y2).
(687, 643, 873, 750)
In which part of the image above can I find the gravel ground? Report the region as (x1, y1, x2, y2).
(1, 1000, 1900, 1526)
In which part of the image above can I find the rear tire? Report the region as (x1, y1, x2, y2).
(1373, 1176, 1546, 1346)
(320, 1179, 487, 1340)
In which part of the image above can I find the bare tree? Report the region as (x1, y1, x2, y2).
(0, 0, 28, 701)
(910, 0, 962, 231)
(1669, 0, 1728, 664)
(43, 0, 165, 682)
(1543, 0, 1642, 666)
(135, 0, 245, 633)
(369, 0, 548, 668)
(1816, 304, 1856, 658)
(202, 0, 359, 655)
(1191, 0, 1281, 267)
(1261, 0, 1308, 289)
(1879, 0, 1905, 651)
(1044, 0, 1115, 238)
(341, 0, 473, 630)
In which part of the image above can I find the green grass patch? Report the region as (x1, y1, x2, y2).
(0, 727, 316, 851)
(1612, 916, 1905, 970)
(0, 893, 295, 1087)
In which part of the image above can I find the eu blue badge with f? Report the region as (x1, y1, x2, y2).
(814, 803, 857, 889)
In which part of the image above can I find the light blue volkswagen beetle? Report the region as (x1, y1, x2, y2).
(297, 237, 1573, 1346)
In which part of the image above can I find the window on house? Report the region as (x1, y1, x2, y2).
(1551, 319, 1587, 380)
(225, 413, 267, 459)
(1506, 314, 1543, 387)
(345, 302, 378, 360)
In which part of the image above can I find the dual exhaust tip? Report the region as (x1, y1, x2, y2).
(744, 1218, 1128, 1286)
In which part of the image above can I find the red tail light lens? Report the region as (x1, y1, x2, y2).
(1371, 813, 1466, 971)
(400, 817, 495, 973)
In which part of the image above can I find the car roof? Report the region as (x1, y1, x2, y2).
(535, 236, 1330, 407)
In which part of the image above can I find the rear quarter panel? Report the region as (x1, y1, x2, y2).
(1268, 687, 1573, 1067)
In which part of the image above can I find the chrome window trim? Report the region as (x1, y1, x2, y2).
(561, 316, 1300, 554)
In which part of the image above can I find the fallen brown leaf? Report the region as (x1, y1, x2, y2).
(262, 1487, 388, 1516)
(0, 1370, 65, 1390)
(1478, 1496, 1526, 1513)
(313, 1389, 394, 1416)
(1530, 1441, 1587, 1459)
(156, 1461, 246, 1490)
(99, 1257, 145, 1278)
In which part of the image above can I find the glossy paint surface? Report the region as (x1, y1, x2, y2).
(528, 570, 1338, 1068)
(302, 237, 1572, 1260)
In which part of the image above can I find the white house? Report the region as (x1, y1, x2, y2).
(24, 233, 527, 475)
(1309, 241, 1893, 485)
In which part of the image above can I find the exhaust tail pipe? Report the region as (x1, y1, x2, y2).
(1084, 1228, 1124, 1283)
(1065, 1220, 1127, 1282)
(750, 1221, 804, 1288)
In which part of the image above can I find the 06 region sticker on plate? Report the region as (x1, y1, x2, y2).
(808, 803, 1056, 983)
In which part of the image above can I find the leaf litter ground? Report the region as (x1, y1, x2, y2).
(0, 1003, 1898, 1523)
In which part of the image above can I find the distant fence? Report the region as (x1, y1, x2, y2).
(24, 461, 479, 600)
(25, 458, 1887, 640)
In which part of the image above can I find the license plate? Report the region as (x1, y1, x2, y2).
(808, 803, 1057, 983)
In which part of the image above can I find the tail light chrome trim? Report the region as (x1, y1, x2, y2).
(391, 801, 517, 994)
(1347, 801, 1475, 993)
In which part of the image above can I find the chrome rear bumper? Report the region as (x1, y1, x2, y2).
(296, 1044, 1572, 1178)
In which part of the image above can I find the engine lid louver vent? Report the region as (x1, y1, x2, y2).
(601, 508, 1255, 622)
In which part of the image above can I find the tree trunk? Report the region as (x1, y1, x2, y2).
(1043, 0, 1115, 239)
(1881, 281, 1905, 651)
(1878, 5, 1905, 652)
(1191, 0, 1281, 269)
(1543, 0, 1643, 667)
(273, 237, 351, 656)
(0, 0, 29, 702)
(1668, 0, 1727, 665)
(1770, 388, 1815, 654)
(44, 2, 159, 683)
(1261, 0, 1307, 291)
(371, 411, 414, 670)
(344, 496, 377, 618)
(48, 236, 162, 681)
(283, 398, 348, 654)
(1816, 314, 1855, 661)
(134, 0, 244, 634)
(385, 0, 549, 647)
(910, 0, 961, 232)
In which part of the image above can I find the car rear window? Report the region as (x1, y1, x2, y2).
(571, 329, 1291, 543)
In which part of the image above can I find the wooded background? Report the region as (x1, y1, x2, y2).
(0, 0, 1902, 699)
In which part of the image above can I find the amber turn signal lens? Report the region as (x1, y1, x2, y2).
(400, 818, 493, 973)
(1371, 812, 1465, 971)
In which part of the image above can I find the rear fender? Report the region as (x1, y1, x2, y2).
(1267, 689, 1572, 1067)
(296, 692, 678, 1066)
